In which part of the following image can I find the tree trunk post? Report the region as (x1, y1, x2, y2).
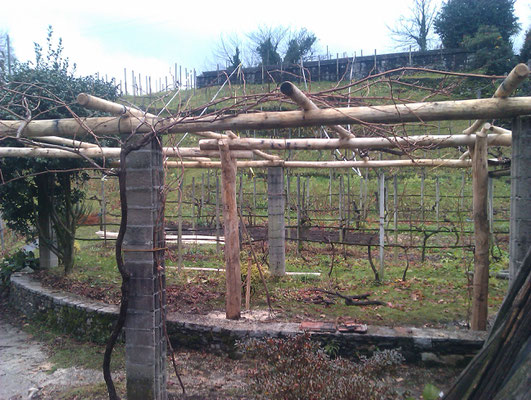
(122, 133, 167, 399)
(267, 166, 286, 276)
(509, 116, 531, 286)
(219, 140, 241, 319)
(471, 126, 490, 331)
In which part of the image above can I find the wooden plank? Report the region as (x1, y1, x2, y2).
(218, 139, 241, 320)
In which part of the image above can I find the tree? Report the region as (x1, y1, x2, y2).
(389, 0, 438, 51)
(283, 28, 317, 64)
(248, 26, 287, 66)
(212, 33, 245, 69)
(519, 26, 531, 63)
(461, 25, 515, 75)
(0, 27, 118, 274)
(434, 0, 519, 49)
(0, 31, 16, 75)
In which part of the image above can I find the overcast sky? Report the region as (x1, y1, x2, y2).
(1, 0, 529, 91)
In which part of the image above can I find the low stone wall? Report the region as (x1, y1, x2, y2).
(9, 273, 486, 365)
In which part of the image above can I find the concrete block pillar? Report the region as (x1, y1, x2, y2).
(36, 174, 58, 269)
(267, 167, 285, 276)
(509, 117, 531, 286)
(122, 133, 167, 400)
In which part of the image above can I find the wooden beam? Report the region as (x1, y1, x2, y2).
(2, 97, 530, 137)
(0, 147, 254, 159)
(33, 136, 99, 148)
(280, 81, 353, 139)
(471, 125, 490, 331)
(77, 93, 155, 119)
(159, 159, 472, 169)
(198, 133, 511, 151)
(464, 64, 529, 134)
(218, 139, 241, 320)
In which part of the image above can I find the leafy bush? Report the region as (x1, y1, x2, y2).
(241, 334, 404, 399)
(1, 249, 39, 293)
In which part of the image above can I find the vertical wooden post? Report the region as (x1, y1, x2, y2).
(393, 174, 398, 262)
(253, 175, 257, 209)
(218, 140, 241, 320)
(0, 212, 4, 253)
(471, 126, 490, 331)
(131, 70, 135, 97)
(305, 176, 310, 210)
(297, 174, 301, 255)
(286, 173, 291, 239)
(124, 68, 128, 96)
(379, 172, 386, 280)
(191, 177, 196, 232)
(216, 174, 221, 254)
(329, 169, 333, 207)
(339, 174, 344, 243)
(207, 169, 211, 204)
(101, 176, 107, 247)
(178, 181, 183, 273)
(200, 173, 205, 224)
(488, 176, 494, 234)
(239, 173, 244, 245)
(435, 176, 440, 227)
(420, 168, 425, 221)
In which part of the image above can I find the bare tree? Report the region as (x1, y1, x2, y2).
(0, 31, 16, 75)
(388, 0, 438, 51)
(247, 25, 288, 66)
(283, 28, 317, 64)
(212, 33, 246, 70)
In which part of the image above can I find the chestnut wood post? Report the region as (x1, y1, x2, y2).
(218, 139, 241, 319)
(471, 126, 489, 331)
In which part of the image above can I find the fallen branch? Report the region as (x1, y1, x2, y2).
(315, 289, 385, 306)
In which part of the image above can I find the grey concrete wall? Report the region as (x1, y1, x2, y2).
(122, 134, 167, 400)
(509, 117, 531, 285)
(197, 48, 471, 87)
(10, 273, 486, 366)
(267, 167, 285, 276)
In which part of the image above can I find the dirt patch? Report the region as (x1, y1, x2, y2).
(0, 312, 103, 399)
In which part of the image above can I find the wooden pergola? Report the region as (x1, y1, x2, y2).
(1, 63, 529, 400)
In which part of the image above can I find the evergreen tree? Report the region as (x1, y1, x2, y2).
(434, 0, 519, 49)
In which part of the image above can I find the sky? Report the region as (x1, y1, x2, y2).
(1, 0, 530, 93)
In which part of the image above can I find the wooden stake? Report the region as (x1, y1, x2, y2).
(219, 139, 241, 320)
(471, 125, 490, 331)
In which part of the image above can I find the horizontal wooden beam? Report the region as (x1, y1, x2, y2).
(463, 63, 529, 134)
(155, 159, 472, 169)
(1, 97, 530, 137)
(198, 133, 511, 151)
(0, 146, 254, 159)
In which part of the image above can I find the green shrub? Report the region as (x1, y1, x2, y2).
(241, 334, 404, 399)
(1, 249, 39, 293)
